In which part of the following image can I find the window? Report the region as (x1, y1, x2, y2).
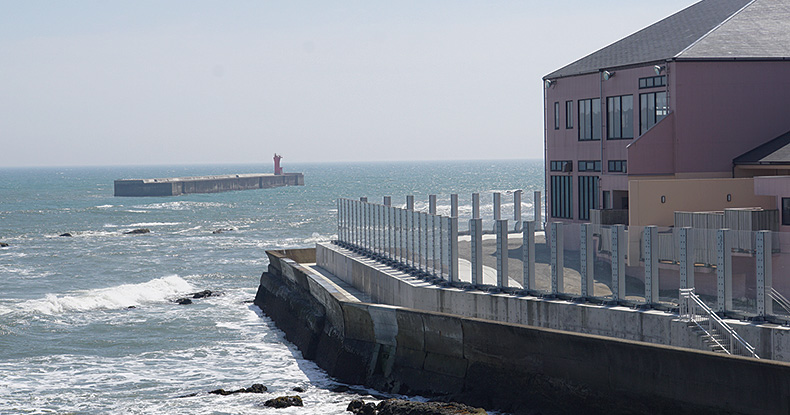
(565, 101, 573, 129)
(550, 160, 572, 172)
(578, 176, 598, 221)
(607, 95, 634, 139)
(783, 198, 790, 226)
(551, 175, 573, 219)
(578, 98, 601, 141)
(608, 160, 627, 173)
(640, 91, 667, 135)
(603, 190, 611, 210)
(554, 102, 560, 130)
(578, 160, 601, 172)
(639, 75, 666, 89)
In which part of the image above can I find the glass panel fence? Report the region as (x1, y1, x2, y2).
(592, 224, 613, 300)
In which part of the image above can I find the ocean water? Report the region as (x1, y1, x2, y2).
(0, 160, 542, 414)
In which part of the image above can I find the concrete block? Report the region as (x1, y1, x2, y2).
(424, 352, 468, 378)
(395, 310, 425, 351)
(394, 347, 426, 369)
(423, 313, 464, 358)
(343, 303, 375, 343)
(369, 305, 398, 347)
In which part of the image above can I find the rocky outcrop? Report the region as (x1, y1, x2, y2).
(209, 384, 268, 395)
(190, 290, 215, 299)
(263, 395, 303, 408)
(212, 228, 234, 234)
(347, 399, 486, 415)
(0, 242, 8, 247)
(175, 298, 192, 305)
(59, 233, 72, 237)
(124, 228, 150, 234)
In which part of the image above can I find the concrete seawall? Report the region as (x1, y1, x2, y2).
(255, 247, 790, 415)
(114, 173, 303, 196)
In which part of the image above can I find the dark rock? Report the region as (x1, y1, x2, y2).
(245, 383, 268, 393)
(127, 306, 137, 309)
(360, 402, 376, 415)
(0, 242, 8, 247)
(124, 228, 150, 234)
(375, 399, 488, 415)
(347, 399, 364, 412)
(178, 392, 199, 398)
(264, 395, 303, 408)
(330, 385, 350, 393)
(292, 386, 306, 393)
(212, 228, 234, 234)
(209, 388, 233, 396)
(59, 233, 72, 237)
(175, 298, 193, 305)
(208, 384, 267, 396)
(191, 290, 213, 299)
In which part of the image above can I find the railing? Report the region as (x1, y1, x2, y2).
(679, 288, 759, 359)
(770, 288, 790, 315)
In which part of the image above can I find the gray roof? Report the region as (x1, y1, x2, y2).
(733, 130, 790, 165)
(544, 0, 790, 79)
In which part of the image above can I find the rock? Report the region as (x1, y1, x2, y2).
(330, 385, 350, 393)
(347, 399, 364, 412)
(292, 386, 306, 393)
(0, 242, 8, 247)
(175, 298, 192, 305)
(373, 399, 487, 415)
(124, 228, 150, 234)
(127, 306, 137, 309)
(360, 403, 376, 415)
(191, 290, 213, 299)
(208, 384, 267, 396)
(212, 228, 234, 234)
(264, 395, 303, 408)
(59, 233, 72, 237)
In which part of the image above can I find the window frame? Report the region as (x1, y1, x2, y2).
(608, 160, 627, 173)
(606, 95, 634, 140)
(554, 101, 560, 130)
(578, 98, 601, 141)
(565, 100, 573, 129)
(639, 91, 668, 135)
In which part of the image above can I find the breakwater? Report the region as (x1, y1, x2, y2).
(255, 247, 790, 415)
(114, 173, 303, 196)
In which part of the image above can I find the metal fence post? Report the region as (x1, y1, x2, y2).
(451, 194, 459, 218)
(551, 222, 564, 294)
(757, 230, 773, 317)
(496, 219, 508, 288)
(644, 226, 659, 304)
(493, 192, 501, 221)
(612, 224, 626, 301)
(534, 191, 542, 230)
(407, 195, 414, 211)
(449, 216, 459, 282)
(514, 190, 522, 232)
(429, 195, 437, 215)
(717, 228, 732, 313)
(417, 211, 423, 272)
(581, 223, 594, 298)
(679, 227, 694, 289)
(470, 218, 483, 285)
(523, 221, 536, 291)
(472, 193, 480, 219)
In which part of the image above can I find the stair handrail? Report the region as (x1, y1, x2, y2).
(679, 288, 759, 359)
(769, 287, 790, 315)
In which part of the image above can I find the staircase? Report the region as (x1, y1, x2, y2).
(679, 288, 759, 359)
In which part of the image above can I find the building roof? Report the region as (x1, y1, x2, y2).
(544, 0, 790, 80)
(734, 130, 790, 165)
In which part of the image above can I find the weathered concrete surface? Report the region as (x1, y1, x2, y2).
(114, 172, 303, 196)
(256, 248, 790, 415)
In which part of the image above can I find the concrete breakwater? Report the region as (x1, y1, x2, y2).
(114, 173, 303, 196)
(255, 247, 790, 415)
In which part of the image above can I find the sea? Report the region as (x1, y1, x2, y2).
(0, 159, 543, 414)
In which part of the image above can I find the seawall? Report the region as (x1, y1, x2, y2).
(114, 173, 303, 196)
(255, 247, 790, 415)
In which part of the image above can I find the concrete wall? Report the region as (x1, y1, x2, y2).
(629, 177, 775, 227)
(258, 247, 790, 415)
(114, 173, 303, 196)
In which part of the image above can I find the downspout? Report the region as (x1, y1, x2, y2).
(600, 70, 605, 211)
(543, 80, 548, 227)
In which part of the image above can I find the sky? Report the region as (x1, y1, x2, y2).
(0, 0, 699, 167)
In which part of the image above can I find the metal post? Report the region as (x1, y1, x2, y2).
(472, 193, 480, 219)
(383, 196, 391, 206)
(514, 190, 522, 232)
(496, 219, 508, 288)
(470, 218, 483, 285)
(717, 229, 732, 313)
(551, 222, 564, 294)
(522, 221, 536, 291)
(417, 211, 423, 271)
(644, 226, 659, 304)
(493, 192, 501, 221)
(534, 191, 542, 230)
(410, 210, 416, 267)
(757, 230, 773, 317)
(612, 224, 626, 301)
(449, 216, 459, 282)
(451, 194, 459, 218)
(679, 227, 694, 289)
(360, 197, 367, 202)
(429, 195, 437, 215)
(581, 223, 594, 298)
(407, 195, 414, 211)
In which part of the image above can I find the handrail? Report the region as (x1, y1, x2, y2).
(679, 288, 759, 359)
(769, 288, 790, 315)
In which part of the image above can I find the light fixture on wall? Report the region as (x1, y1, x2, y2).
(545, 79, 555, 88)
(654, 65, 665, 75)
(661, 195, 666, 203)
(602, 70, 615, 80)
(727, 194, 732, 202)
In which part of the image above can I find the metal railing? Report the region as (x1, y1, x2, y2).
(770, 288, 790, 315)
(679, 288, 759, 359)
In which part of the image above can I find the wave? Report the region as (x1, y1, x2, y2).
(133, 201, 230, 211)
(16, 275, 194, 315)
(128, 222, 182, 227)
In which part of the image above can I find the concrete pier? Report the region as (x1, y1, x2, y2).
(114, 172, 303, 197)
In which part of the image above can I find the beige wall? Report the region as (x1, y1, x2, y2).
(629, 177, 776, 227)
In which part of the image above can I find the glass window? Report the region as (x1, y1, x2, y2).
(578, 98, 601, 141)
(551, 175, 573, 219)
(578, 160, 601, 172)
(554, 102, 560, 130)
(783, 198, 790, 226)
(640, 91, 667, 135)
(638, 75, 666, 89)
(565, 101, 573, 129)
(578, 176, 599, 221)
(608, 160, 627, 173)
(607, 95, 633, 139)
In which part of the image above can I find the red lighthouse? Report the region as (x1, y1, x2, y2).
(273, 153, 283, 175)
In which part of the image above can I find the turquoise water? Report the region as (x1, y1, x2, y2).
(0, 160, 542, 414)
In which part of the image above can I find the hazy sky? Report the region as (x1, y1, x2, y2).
(1, 1, 699, 167)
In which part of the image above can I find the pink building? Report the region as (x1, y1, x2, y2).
(543, 0, 790, 231)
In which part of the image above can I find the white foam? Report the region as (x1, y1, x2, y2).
(129, 222, 182, 227)
(95, 205, 114, 209)
(20, 275, 194, 315)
